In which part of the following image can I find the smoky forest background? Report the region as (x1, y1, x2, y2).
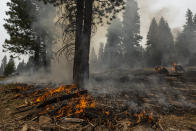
(0, 0, 196, 86)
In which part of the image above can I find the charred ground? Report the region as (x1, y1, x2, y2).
(0, 68, 195, 131)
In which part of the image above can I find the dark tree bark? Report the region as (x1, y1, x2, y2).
(73, 0, 84, 87)
(80, 0, 94, 87)
(73, 0, 94, 88)
(42, 42, 48, 68)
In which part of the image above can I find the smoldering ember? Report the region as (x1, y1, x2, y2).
(0, 0, 196, 131)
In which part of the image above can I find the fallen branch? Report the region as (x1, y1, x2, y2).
(37, 90, 88, 108)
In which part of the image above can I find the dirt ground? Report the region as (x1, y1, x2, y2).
(0, 69, 196, 131)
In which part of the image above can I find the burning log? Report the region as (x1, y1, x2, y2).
(37, 90, 88, 108)
(155, 66, 169, 75)
(13, 90, 88, 116)
(171, 62, 185, 73)
(1, 74, 195, 131)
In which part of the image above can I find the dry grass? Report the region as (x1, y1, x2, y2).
(0, 84, 24, 122)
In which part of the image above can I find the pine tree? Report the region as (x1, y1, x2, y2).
(146, 18, 159, 66)
(158, 17, 175, 65)
(176, 9, 195, 65)
(98, 43, 104, 65)
(3, 0, 37, 55)
(0, 56, 7, 75)
(39, 0, 125, 87)
(122, 0, 142, 67)
(90, 47, 97, 71)
(4, 0, 52, 70)
(188, 14, 196, 65)
(193, 14, 196, 30)
(25, 56, 34, 71)
(4, 56, 16, 76)
(146, 17, 174, 66)
(16, 60, 26, 73)
(104, 18, 123, 68)
(184, 9, 194, 31)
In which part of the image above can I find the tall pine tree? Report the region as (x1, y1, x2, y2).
(4, 56, 16, 76)
(122, 0, 142, 67)
(90, 47, 97, 71)
(39, 0, 125, 87)
(98, 43, 104, 66)
(3, 0, 52, 70)
(146, 17, 174, 66)
(176, 9, 196, 65)
(0, 56, 7, 75)
(146, 18, 159, 66)
(158, 17, 175, 65)
(3, 0, 37, 55)
(104, 18, 123, 69)
(16, 60, 26, 73)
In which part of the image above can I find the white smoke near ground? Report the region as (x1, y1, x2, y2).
(5, 58, 73, 84)
(3, 1, 73, 84)
(86, 69, 196, 110)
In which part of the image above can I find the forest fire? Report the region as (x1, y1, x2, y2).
(1, 70, 196, 130)
(56, 94, 96, 118)
(171, 62, 185, 73)
(171, 62, 177, 72)
(31, 84, 77, 104)
(19, 84, 97, 119)
(10, 83, 158, 128)
(0, 0, 196, 130)
(155, 65, 169, 74)
(133, 111, 154, 124)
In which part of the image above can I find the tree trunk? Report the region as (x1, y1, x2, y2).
(73, 0, 85, 87)
(79, 0, 94, 87)
(73, 0, 94, 88)
(34, 37, 40, 70)
(42, 42, 48, 68)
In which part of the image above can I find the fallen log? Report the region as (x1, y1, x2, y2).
(13, 90, 88, 116)
(37, 90, 88, 108)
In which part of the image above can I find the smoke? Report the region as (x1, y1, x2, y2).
(1, 0, 195, 112)
(87, 0, 196, 110)
(172, 27, 182, 42)
(3, 1, 73, 84)
(5, 58, 73, 84)
(86, 69, 196, 111)
(137, 0, 179, 47)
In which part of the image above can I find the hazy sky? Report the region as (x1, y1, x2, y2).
(1, 0, 196, 63)
(92, 0, 196, 52)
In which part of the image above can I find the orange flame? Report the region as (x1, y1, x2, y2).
(134, 111, 154, 124)
(105, 111, 110, 116)
(32, 84, 77, 104)
(135, 112, 144, 123)
(148, 112, 154, 123)
(39, 105, 50, 114)
(16, 86, 25, 91)
(56, 95, 96, 118)
(172, 62, 177, 72)
(29, 84, 96, 119)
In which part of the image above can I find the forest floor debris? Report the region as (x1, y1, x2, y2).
(0, 70, 196, 130)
